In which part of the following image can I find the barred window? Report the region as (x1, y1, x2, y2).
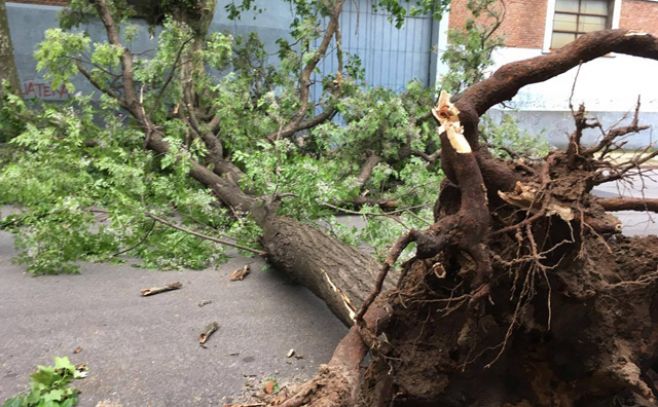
(551, 0, 611, 48)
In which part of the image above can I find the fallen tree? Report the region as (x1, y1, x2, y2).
(269, 30, 658, 406)
(2, 1, 658, 405)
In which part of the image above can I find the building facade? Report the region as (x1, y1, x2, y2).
(5, 0, 439, 99)
(442, 0, 658, 147)
(5, 0, 658, 147)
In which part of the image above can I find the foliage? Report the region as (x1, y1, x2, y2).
(481, 113, 549, 158)
(0, 0, 548, 274)
(0, 95, 229, 274)
(439, 0, 505, 93)
(0, 82, 27, 142)
(2, 357, 83, 407)
(373, 0, 451, 28)
(0, 1, 431, 274)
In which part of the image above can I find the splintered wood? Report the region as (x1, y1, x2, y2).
(432, 90, 472, 154)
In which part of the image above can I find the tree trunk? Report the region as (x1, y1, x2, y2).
(0, 0, 20, 95)
(261, 216, 383, 325)
(268, 30, 658, 407)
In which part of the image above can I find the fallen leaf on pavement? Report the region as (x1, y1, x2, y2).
(229, 265, 251, 281)
(263, 380, 275, 394)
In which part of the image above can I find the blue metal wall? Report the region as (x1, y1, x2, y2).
(6, 0, 437, 98)
(326, 0, 435, 91)
(216, 0, 437, 94)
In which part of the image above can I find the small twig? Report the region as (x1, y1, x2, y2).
(355, 231, 416, 325)
(145, 213, 266, 256)
(321, 202, 427, 216)
(568, 62, 583, 113)
(111, 219, 156, 258)
(156, 35, 195, 102)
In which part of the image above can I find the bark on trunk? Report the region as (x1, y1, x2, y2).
(260, 216, 382, 325)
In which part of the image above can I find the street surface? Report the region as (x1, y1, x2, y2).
(0, 172, 656, 406)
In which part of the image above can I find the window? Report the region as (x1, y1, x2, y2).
(550, 0, 612, 48)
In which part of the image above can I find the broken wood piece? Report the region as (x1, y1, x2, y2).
(432, 90, 471, 154)
(229, 264, 251, 281)
(198, 299, 213, 307)
(199, 322, 219, 347)
(140, 281, 182, 297)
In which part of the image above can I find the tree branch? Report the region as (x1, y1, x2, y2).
(145, 212, 266, 255)
(92, 0, 140, 117)
(597, 197, 658, 213)
(456, 30, 658, 119)
(355, 153, 381, 188)
(265, 0, 345, 142)
(411, 148, 441, 164)
(75, 62, 125, 106)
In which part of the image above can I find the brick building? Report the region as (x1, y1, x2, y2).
(440, 0, 658, 147)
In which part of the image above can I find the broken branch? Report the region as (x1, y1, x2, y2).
(597, 197, 658, 213)
(199, 321, 219, 347)
(140, 281, 183, 297)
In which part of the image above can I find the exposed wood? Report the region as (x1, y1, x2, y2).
(140, 281, 182, 296)
(199, 321, 219, 347)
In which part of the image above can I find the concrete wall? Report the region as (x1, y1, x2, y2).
(484, 47, 658, 148)
(6, 2, 157, 99)
(488, 108, 657, 149)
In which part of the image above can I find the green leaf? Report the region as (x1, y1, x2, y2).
(52, 357, 75, 373)
(2, 396, 26, 407)
(41, 389, 65, 402)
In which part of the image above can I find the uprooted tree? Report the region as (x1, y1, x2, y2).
(279, 32, 658, 406)
(1, 0, 658, 405)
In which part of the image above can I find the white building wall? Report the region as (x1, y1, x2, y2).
(484, 47, 658, 148)
(489, 47, 658, 113)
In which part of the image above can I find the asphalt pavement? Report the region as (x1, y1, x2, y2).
(0, 228, 346, 407)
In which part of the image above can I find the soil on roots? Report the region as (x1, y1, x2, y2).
(362, 232, 658, 407)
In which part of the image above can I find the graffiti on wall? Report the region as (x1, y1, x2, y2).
(22, 80, 70, 100)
